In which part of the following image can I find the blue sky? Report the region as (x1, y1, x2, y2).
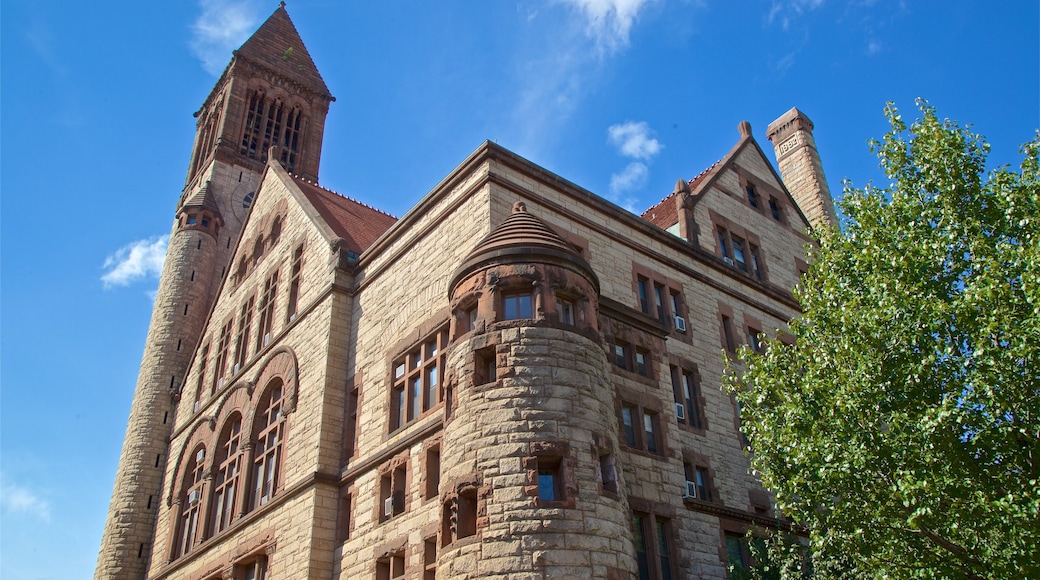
(1, 1, 1036, 578)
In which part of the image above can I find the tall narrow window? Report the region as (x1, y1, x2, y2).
(536, 457, 562, 502)
(717, 227, 730, 261)
(722, 315, 736, 353)
(557, 297, 575, 325)
(748, 328, 764, 353)
(252, 380, 285, 509)
(241, 557, 268, 580)
(286, 243, 304, 322)
(240, 89, 305, 172)
(425, 445, 441, 500)
(178, 447, 206, 557)
(212, 416, 242, 533)
(423, 538, 437, 580)
(194, 344, 209, 411)
(749, 244, 764, 281)
(656, 518, 673, 580)
(344, 386, 359, 459)
(637, 277, 650, 313)
(390, 326, 448, 432)
(621, 406, 637, 447)
(671, 366, 704, 430)
(653, 284, 666, 323)
(643, 412, 659, 454)
(234, 296, 255, 372)
(213, 320, 233, 393)
(376, 552, 405, 580)
(746, 184, 760, 208)
(256, 271, 278, 351)
(769, 196, 782, 221)
(731, 236, 748, 272)
(633, 514, 651, 580)
(635, 348, 650, 377)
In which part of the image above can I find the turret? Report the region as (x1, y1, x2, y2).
(438, 201, 637, 579)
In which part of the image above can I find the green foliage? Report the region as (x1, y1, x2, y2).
(726, 101, 1040, 579)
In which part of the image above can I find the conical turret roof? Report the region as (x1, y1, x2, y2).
(181, 181, 221, 215)
(234, 3, 332, 99)
(449, 201, 599, 294)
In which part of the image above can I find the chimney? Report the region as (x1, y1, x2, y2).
(767, 108, 838, 230)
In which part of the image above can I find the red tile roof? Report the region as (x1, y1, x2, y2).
(290, 175, 397, 255)
(640, 161, 721, 229)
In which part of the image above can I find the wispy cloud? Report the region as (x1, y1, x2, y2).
(607, 121, 662, 209)
(558, 0, 656, 52)
(865, 38, 881, 55)
(190, 0, 264, 75)
(767, 0, 825, 30)
(102, 236, 168, 289)
(0, 477, 51, 522)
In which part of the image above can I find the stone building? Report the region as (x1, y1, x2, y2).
(96, 5, 835, 579)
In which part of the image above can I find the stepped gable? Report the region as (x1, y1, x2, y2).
(641, 160, 720, 229)
(235, 3, 332, 99)
(449, 201, 599, 293)
(290, 174, 397, 255)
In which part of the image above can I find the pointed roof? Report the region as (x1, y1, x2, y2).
(181, 181, 222, 215)
(289, 175, 397, 255)
(641, 161, 721, 229)
(449, 201, 599, 294)
(234, 3, 332, 99)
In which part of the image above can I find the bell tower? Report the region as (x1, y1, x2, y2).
(95, 5, 333, 579)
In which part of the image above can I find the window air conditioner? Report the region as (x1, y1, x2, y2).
(263, 333, 271, 346)
(675, 403, 686, 420)
(233, 363, 240, 375)
(723, 257, 735, 266)
(673, 316, 687, 333)
(383, 496, 395, 517)
(289, 313, 297, 323)
(193, 400, 200, 413)
(683, 481, 698, 499)
(217, 377, 224, 389)
(188, 490, 200, 505)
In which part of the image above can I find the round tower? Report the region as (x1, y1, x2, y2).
(95, 184, 224, 579)
(438, 201, 637, 579)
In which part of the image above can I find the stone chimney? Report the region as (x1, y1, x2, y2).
(767, 108, 838, 230)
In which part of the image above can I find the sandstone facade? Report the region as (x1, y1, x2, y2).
(97, 6, 836, 580)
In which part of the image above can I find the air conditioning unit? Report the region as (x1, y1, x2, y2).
(289, 313, 297, 323)
(187, 490, 201, 506)
(193, 400, 200, 413)
(383, 496, 395, 517)
(673, 316, 687, 333)
(683, 481, 698, 499)
(217, 377, 224, 389)
(675, 403, 686, 420)
(263, 333, 271, 346)
(233, 363, 241, 375)
(723, 257, 735, 266)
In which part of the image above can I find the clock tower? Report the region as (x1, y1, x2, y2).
(95, 5, 333, 578)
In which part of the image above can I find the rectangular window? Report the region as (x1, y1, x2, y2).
(537, 457, 562, 502)
(637, 277, 650, 314)
(722, 315, 736, 353)
(240, 557, 268, 580)
(194, 344, 209, 409)
(621, 405, 637, 447)
(656, 518, 673, 580)
(390, 326, 448, 432)
(748, 328, 763, 353)
(633, 512, 674, 580)
(684, 461, 712, 500)
(599, 451, 618, 495)
(671, 366, 703, 430)
(621, 403, 662, 455)
(634, 514, 651, 580)
(234, 296, 255, 371)
(769, 196, 782, 221)
(344, 386, 359, 459)
(726, 533, 751, 575)
(286, 243, 304, 322)
(213, 320, 233, 393)
(425, 445, 441, 500)
(749, 244, 764, 281)
(717, 227, 730, 261)
(379, 464, 407, 522)
(653, 284, 666, 323)
(376, 551, 405, 580)
(731, 236, 748, 272)
(423, 538, 437, 580)
(614, 342, 630, 371)
(256, 271, 278, 351)
(635, 349, 650, 377)
(557, 298, 575, 325)
(502, 292, 532, 320)
(746, 184, 760, 208)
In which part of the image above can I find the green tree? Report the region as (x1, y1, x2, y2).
(726, 101, 1040, 579)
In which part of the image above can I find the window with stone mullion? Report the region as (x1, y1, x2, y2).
(256, 272, 278, 352)
(390, 327, 446, 431)
(212, 418, 242, 533)
(178, 447, 207, 557)
(252, 384, 284, 509)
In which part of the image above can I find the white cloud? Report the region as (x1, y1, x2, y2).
(559, 0, 655, 52)
(190, 0, 264, 75)
(0, 478, 51, 522)
(607, 121, 662, 160)
(767, 0, 825, 30)
(610, 161, 649, 196)
(866, 38, 882, 55)
(102, 235, 169, 289)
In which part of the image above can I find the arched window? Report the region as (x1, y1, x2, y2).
(252, 380, 285, 509)
(178, 446, 207, 557)
(211, 415, 242, 533)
